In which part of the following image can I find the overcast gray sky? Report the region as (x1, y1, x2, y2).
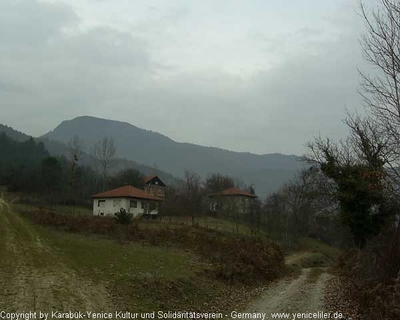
(1, 0, 375, 155)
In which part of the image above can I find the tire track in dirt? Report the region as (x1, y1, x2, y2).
(245, 268, 331, 317)
(0, 196, 113, 314)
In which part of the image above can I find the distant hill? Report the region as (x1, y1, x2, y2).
(0, 123, 180, 187)
(42, 116, 306, 196)
(0, 124, 31, 142)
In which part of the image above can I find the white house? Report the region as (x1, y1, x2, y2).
(91, 185, 164, 218)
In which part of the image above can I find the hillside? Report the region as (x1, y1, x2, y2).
(0, 123, 180, 186)
(42, 116, 306, 196)
(0, 124, 31, 142)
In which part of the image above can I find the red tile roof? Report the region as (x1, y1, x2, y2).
(210, 187, 257, 198)
(92, 185, 164, 201)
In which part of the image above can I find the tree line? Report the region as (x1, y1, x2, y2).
(0, 131, 345, 247)
(160, 170, 344, 248)
(0, 133, 144, 207)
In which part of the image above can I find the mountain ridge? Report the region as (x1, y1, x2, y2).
(0, 122, 180, 187)
(41, 116, 306, 196)
(47, 116, 299, 158)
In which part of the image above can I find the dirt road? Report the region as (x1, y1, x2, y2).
(245, 267, 330, 316)
(0, 195, 113, 313)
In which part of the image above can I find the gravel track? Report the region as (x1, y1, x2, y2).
(245, 268, 330, 317)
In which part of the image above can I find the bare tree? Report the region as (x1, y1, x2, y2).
(359, 0, 400, 183)
(181, 170, 203, 226)
(67, 136, 84, 212)
(284, 168, 319, 237)
(262, 167, 339, 247)
(68, 135, 84, 162)
(358, 0, 400, 233)
(263, 190, 292, 246)
(203, 173, 235, 195)
(303, 1, 400, 247)
(263, 192, 284, 239)
(92, 137, 117, 191)
(247, 198, 262, 236)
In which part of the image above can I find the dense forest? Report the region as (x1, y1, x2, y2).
(0, 133, 50, 192)
(0, 133, 145, 205)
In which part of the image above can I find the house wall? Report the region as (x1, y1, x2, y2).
(144, 184, 166, 199)
(93, 198, 128, 217)
(93, 198, 159, 218)
(209, 196, 254, 214)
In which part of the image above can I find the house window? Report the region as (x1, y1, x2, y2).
(98, 200, 105, 207)
(130, 200, 137, 208)
(141, 201, 145, 209)
(113, 199, 121, 207)
(150, 187, 154, 193)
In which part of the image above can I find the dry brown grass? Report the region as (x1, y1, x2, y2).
(19, 207, 286, 285)
(336, 228, 400, 320)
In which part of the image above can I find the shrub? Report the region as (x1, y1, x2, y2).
(336, 226, 400, 320)
(114, 208, 133, 225)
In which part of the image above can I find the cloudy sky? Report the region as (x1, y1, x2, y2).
(1, 0, 375, 155)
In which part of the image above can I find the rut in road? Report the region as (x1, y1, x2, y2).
(0, 196, 113, 313)
(245, 268, 330, 316)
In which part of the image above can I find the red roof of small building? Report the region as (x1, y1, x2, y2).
(210, 187, 257, 198)
(92, 185, 164, 201)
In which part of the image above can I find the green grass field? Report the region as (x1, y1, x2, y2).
(36, 227, 220, 311)
(48, 204, 93, 215)
(285, 237, 342, 269)
(8, 200, 263, 312)
(143, 215, 256, 235)
(297, 237, 342, 260)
